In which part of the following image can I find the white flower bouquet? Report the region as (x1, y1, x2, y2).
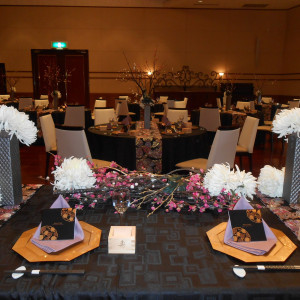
(203, 164, 257, 199)
(0, 105, 37, 146)
(272, 108, 300, 139)
(257, 165, 285, 197)
(52, 157, 96, 191)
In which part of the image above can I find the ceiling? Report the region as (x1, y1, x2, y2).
(0, 0, 299, 10)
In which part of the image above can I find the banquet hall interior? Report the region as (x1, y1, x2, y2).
(1, 0, 299, 183)
(1, 1, 300, 299)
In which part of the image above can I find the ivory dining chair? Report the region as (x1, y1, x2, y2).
(40, 114, 57, 178)
(154, 103, 168, 118)
(158, 96, 168, 104)
(261, 97, 272, 104)
(115, 99, 135, 119)
(94, 108, 115, 125)
(199, 107, 221, 132)
(55, 125, 111, 168)
(176, 127, 240, 170)
(167, 109, 188, 123)
(63, 105, 85, 128)
(216, 98, 222, 109)
(167, 100, 175, 108)
(18, 98, 33, 110)
(40, 95, 49, 100)
(0, 95, 10, 100)
(94, 99, 107, 108)
(236, 101, 250, 110)
(236, 116, 259, 171)
(173, 98, 188, 109)
(34, 99, 49, 108)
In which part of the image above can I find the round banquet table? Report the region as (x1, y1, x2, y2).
(87, 125, 209, 174)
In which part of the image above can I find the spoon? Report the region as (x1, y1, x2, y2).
(233, 265, 300, 278)
(7, 266, 85, 279)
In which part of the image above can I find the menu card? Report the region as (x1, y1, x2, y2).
(39, 208, 76, 241)
(228, 209, 267, 242)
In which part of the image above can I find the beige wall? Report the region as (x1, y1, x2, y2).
(0, 6, 299, 97)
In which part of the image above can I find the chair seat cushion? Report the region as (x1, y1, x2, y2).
(92, 159, 111, 168)
(175, 158, 208, 170)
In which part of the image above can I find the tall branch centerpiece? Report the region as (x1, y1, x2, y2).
(118, 51, 162, 129)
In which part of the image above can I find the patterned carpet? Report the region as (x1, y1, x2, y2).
(0, 185, 299, 240)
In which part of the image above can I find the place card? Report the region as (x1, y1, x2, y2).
(228, 209, 267, 242)
(39, 208, 76, 241)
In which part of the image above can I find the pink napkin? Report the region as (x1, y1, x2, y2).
(31, 195, 84, 253)
(121, 116, 132, 126)
(162, 115, 171, 126)
(224, 197, 277, 255)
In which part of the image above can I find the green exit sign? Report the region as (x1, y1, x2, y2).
(52, 41, 67, 49)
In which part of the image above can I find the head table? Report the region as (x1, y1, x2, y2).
(0, 185, 299, 299)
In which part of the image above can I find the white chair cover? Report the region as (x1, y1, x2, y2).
(167, 109, 188, 123)
(238, 116, 259, 153)
(94, 99, 107, 108)
(199, 108, 221, 132)
(40, 114, 56, 152)
(0, 95, 10, 100)
(236, 101, 250, 110)
(94, 108, 115, 125)
(64, 105, 85, 128)
(35, 99, 49, 108)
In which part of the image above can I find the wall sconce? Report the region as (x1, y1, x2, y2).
(219, 72, 224, 78)
(147, 71, 153, 76)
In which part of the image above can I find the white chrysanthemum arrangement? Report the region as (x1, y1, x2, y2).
(52, 157, 97, 191)
(0, 105, 37, 146)
(272, 108, 300, 139)
(203, 164, 257, 199)
(257, 165, 285, 197)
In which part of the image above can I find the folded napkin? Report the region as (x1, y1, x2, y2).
(121, 116, 132, 126)
(224, 197, 277, 255)
(162, 115, 171, 126)
(31, 195, 84, 253)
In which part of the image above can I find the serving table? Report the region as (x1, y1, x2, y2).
(0, 185, 299, 299)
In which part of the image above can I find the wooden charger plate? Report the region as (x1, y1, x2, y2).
(206, 222, 297, 263)
(12, 221, 101, 262)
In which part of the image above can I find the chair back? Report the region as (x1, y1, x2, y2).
(238, 116, 259, 153)
(162, 103, 168, 115)
(0, 95, 10, 100)
(119, 96, 129, 100)
(18, 98, 33, 110)
(216, 98, 222, 109)
(249, 100, 255, 110)
(236, 101, 250, 110)
(64, 105, 85, 128)
(40, 95, 48, 100)
(207, 128, 240, 169)
(116, 100, 129, 116)
(94, 108, 115, 125)
(35, 99, 49, 108)
(199, 108, 221, 132)
(40, 114, 56, 152)
(94, 99, 107, 108)
(174, 98, 188, 109)
(159, 96, 168, 104)
(167, 109, 188, 123)
(55, 125, 92, 162)
(167, 100, 175, 108)
(289, 100, 299, 109)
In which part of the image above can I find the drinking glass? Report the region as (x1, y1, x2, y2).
(112, 188, 130, 224)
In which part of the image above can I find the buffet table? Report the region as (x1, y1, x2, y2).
(0, 185, 299, 299)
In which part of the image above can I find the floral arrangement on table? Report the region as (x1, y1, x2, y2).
(6, 76, 19, 99)
(44, 65, 62, 98)
(52, 156, 260, 215)
(0, 105, 37, 146)
(118, 51, 162, 108)
(257, 165, 285, 198)
(272, 108, 300, 139)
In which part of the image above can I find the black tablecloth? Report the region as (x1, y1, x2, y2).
(191, 110, 264, 127)
(87, 127, 209, 174)
(0, 185, 299, 299)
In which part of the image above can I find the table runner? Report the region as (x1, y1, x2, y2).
(0, 184, 41, 228)
(135, 121, 162, 173)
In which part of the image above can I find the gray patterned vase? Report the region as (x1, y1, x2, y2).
(144, 104, 151, 129)
(0, 130, 22, 206)
(282, 133, 300, 204)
